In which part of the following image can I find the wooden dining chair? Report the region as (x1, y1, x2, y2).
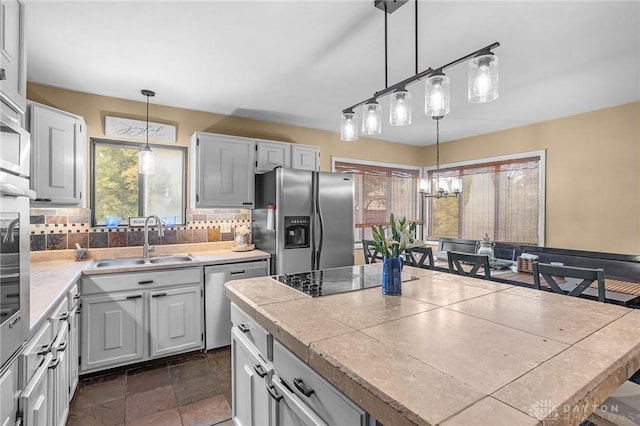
(532, 262, 606, 302)
(404, 246, 434, 269)
(362, 239, 383, 264)
(447, 251, 491, 280)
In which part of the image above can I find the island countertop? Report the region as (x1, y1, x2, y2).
(225, 263, 640, 426)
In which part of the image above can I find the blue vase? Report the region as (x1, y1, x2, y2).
(382, 257, 403, 295)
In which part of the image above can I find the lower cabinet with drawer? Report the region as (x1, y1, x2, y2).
(80, 267, 204, 373)
(230, 302, 371, 426)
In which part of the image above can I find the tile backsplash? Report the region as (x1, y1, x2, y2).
(30, 208, 251, 252)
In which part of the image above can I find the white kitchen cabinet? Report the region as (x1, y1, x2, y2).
(80, 267, 203, 373)
(0, 0, 27, 115)
(49, 322, 69, 426)
(190, 132, 255, 208)
(255, 140, 291, 172)
(67, 284, 80, 398)
(81, 291, 145, 372)
(290, 144, 320, 171)
(149, 285, 202, 358)
(28, 102, 86, 206)
(231, 327, 272, 426)
(0, 355, 20, 426)
(205, 260, 269, 350)
(19, 352, 53, 426)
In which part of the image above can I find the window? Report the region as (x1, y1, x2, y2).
(426, 151, 545, 245)
(91, 138, 187, 226)
(333, 158, 421, 241)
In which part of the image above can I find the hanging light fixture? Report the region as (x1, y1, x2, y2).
(424, 70, 450, 117)
(390, 87, 412, 126)
(468, 52, 499, 103)
(340, 0, 499, 141)
(139, 89, 156, 175)
(340, 109, 358, 141)
(362, 99, 382, 135)
(420, 116, 461, 199)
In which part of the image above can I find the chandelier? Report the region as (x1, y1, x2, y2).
(340, 0, 499, 142)
(419, 116, 461, 199)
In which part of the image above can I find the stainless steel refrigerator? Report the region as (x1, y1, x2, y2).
(253, 168, 354, 275)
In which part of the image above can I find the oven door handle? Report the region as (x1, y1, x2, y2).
(0, 182, 37, 199)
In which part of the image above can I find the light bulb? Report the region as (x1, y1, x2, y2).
(139, 147, 156, 175)
(362, 100, 382, 135)
(340, 111, 358, 141)
(390, 89, 412, 126)
(469, 53, 499, 103)
(425, 73, 450, 117)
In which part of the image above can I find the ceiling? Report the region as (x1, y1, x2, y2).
(25, 1, 640, 146)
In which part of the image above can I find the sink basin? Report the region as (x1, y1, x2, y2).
(148, 255, 193, 264)
(93, 258, 147, 268)
(90, 254, 194, 269)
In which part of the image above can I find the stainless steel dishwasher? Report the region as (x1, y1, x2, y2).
(205, 260, 270, 350)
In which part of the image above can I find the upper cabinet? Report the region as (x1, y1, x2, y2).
(28, 102, 86, 206)
(190, 132, 255, 209)
(0, 0, 27, 115)
(255, 139, 320, 173)
(255, 140, 290, 172)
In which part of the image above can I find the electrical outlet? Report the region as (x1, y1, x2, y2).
(221, 222, 231, 233)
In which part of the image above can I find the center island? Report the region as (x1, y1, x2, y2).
(224, 263, 640, 426)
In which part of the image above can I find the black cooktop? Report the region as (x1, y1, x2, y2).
(276, 265, 419, 297)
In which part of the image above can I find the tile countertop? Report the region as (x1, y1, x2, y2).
(225, 263, 640, 426)
(29, 246, 270, 337)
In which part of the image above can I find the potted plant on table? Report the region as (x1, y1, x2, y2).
(370, 213, 418, 295)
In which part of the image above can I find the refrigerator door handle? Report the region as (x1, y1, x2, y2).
(315, 176, 324, 270)
(310, 172, 317, 269)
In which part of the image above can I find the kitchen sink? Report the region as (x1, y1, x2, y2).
(90, 254, 194, 269)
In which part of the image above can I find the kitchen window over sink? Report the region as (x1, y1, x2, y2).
(333, 158, 421, 242)
(90, 138, 186, 227)
(425, 151, 545, 246)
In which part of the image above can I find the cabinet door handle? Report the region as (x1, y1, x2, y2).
(34, 198, 52, 202)
(267, 384, 282, 402)
(152, 292, 167, 298)
(126, 295, 142, 300)
(57, 341, 67, 352)
(253, 364, 267, 378)
(237, 323, 250, 333)
(293, 377, 315, 397)
(48, 358, 60, 369)
(230, 271, 245, 275)
(0, 68, 5, 80)
(138, 280, 154, 285)
(242, 202, 252, 206)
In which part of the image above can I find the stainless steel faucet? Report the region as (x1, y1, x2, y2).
(143, 215, 164, 258)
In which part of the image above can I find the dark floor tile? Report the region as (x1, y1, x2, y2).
(166, 351, 206, 366)
(67, 397, 125, 425)
(180, 394, 231, 426)
(126, 365, 172, 395)
(173, 374, 219, 407)
(73, 373, 127, 409)
(207, 349, 231, 375)
(170, 358, 215, 384)
(125, 384, 177, 422)
(125, 407, 182, 426)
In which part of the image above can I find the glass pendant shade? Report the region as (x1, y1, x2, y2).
(362, 100, 382, 135)
(389, 88, 412, 126)
(340, 111, 358, 141)
(425, 73, 450, 117)
(139, 146, 156, 175)
(468, 53, 499, 103)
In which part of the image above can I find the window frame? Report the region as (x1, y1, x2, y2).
(332, 156, 423, 243)
(423, 149, 546, 246)
(90, 137, 187, 227)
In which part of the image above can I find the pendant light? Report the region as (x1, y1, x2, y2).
(424, 70, 450, 117)
(139, 89, 156, 175)
(362, 99, 382, 135)
(390, 87, 412, 126)
(340, 109, 358, 141)
(468, 52, 499, 103)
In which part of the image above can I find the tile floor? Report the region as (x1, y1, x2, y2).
(67, 347, 233, 426)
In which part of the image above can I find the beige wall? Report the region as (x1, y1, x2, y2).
(27, 83, 640, 255)
(422, 102, 640, 255)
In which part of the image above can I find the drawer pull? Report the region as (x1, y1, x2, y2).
(48, 358, 60, 369)
(230, 270, 245, 275)
(6, 293, 19, 298)
(293, 377, 315, 397)
(34, 198, 52, 202)
(126, 295, 142, 300)
(57, 341, 67, 352)
(267, 384, 282, 402)
(38, 344, 51, 355)
(152, 292, 167, 298)
(253, 364, 267, 378)
(237, 323, 250, 333)
(138, 280, 154, 285)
